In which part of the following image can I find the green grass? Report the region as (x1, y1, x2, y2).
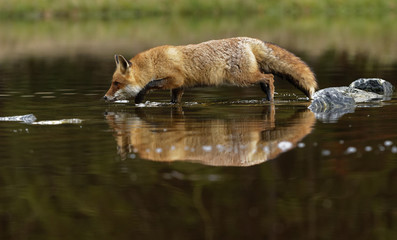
(0, 0, 396, 19)
(1, 16, 397, 64)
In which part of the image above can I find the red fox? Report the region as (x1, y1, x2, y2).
(104, 37, 318, 103)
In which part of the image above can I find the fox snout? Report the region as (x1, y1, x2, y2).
(103, 95, 112, 101)
(103, 90, 117, 102)
(104, 84, 143, 102)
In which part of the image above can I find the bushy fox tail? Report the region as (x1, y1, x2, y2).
(253, 42, 318, 99)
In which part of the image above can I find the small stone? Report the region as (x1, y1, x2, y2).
(321, 149, 331, 156)
(155, 148, 162, 153)
(391, 146, 397, 153)
(384, 140, 393, 147)
(297, 142, 305, 148)
(278, 141, 293, 152)
(202, 145, 212, 152)
(365, 146, 373, 152)
(345, 147, 357, 154)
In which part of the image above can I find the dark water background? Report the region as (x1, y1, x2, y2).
(0, 17, 396, 239)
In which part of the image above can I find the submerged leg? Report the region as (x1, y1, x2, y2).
(171, 87, 184, 104)
(135, 89, 147, 104)
(260, 82, 273, 101)
(134, 79, 168, 104)
(259, 74, 275, 101)
(134, 75, 184, 104)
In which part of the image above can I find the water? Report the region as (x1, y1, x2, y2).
(1, 18, 397, 239)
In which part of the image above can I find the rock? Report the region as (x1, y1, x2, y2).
(349, 78, 394, 95)
(308, 79, 393, 122)
(0, 114, 37, 123)
(308, 88, 356, 123)
(343, 87, 384, 102)
(309, 86, 383, 110)
(30, 118, 83, 125)
(309, 87, 355, 111)
(0, 114, 82, 125)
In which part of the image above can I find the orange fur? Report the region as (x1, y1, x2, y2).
(104, 37, 318, 103)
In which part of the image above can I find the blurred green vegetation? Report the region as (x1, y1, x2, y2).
(0, 0, 396, 19)
(1, 16, 397, 64)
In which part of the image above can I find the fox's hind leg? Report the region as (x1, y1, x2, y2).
(260, 81, 274, 101)
(243, 70, 275, 101)
(171, 87, 184, 104)
(256, 73, 275, 101)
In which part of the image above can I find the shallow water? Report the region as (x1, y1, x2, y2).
(1, 19, 397, 239)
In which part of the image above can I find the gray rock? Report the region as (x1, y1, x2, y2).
(0, 114, 37, 123)
(309, 86, 383, 108)
(309, 87, 355, 111)
(308, 88, 356, 123)
(343, 87, 384, 102)
(308, 83, 389, 122)
(349, 78, 394, 95)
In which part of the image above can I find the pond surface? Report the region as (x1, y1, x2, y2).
(0, 18, 396, 239)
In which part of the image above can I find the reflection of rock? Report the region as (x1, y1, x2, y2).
(309, 78, 394, 122)
(105, 106, 315, 166)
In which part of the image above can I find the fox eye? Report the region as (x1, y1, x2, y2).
(113, 81, 120, 86)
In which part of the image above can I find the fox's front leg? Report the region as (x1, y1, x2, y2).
(134, 76, 184, 104)
(134, 79, 168, 104)
(134, 89, 147, 104)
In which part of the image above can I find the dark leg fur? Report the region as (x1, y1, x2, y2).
(171, 88, 184, 104)
(135, 89, 147, 104)
(260, 82, 272, 101)
(134, 79, 167, 104)
(260, 76, 274, 101)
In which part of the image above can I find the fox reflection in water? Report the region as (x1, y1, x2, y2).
(105, 105, 315, 166)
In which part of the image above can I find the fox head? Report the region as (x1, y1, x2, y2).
(104, 55, 143, 102)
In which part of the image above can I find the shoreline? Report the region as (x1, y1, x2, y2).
(1, 0, 396, 20)
(1, 16, 396, 63)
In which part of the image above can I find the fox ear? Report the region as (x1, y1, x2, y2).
(118, 55, 132, 74)
(114, 54, 119, 66)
